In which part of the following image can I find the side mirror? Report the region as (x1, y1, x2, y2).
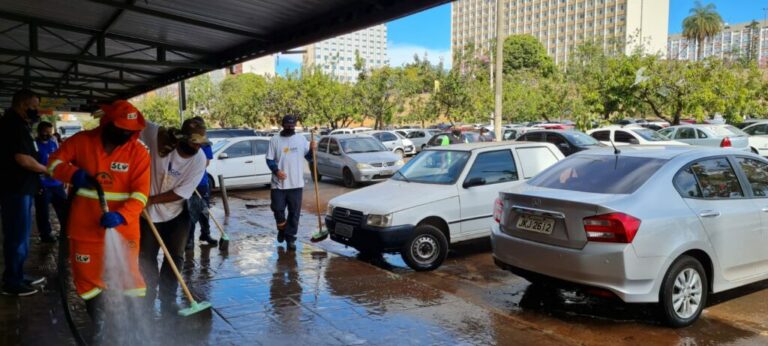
(463, 177, 486, 188)
(330, 150, 341, 156)
(218, 153, 229, 159)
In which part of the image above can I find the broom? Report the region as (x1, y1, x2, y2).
(193, 189, 229, 251)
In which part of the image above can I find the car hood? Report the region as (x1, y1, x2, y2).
(346, 151, 400, 163)
(329, 179, 458, 215)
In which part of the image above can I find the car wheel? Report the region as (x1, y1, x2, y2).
(659, 255, 708, 328)
(310, 166, 322, 181)
(421, 144, 426, 151)
(342, 168, 357, 188)
(395, 149, 404, 158)
(400, 225, 448, 271)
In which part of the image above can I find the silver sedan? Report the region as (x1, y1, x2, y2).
(315, 134, 404, 188)
(491, 146, 768, 327)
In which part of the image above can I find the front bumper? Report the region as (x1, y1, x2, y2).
(326, 216, 414, 252)
(490, 223, 664, 303)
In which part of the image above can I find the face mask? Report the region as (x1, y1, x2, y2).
(281, 128, 296, 137)
(452, 130, 461, 136)
(39, 134, 52, 141)
(102, 123, 133, 146)
(178, 141, 200, 156)
(26, 109, 40, 123)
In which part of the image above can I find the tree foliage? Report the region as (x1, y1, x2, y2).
(503, 35, 555, 76)
(682, 1, 723, 61)
(133, 92, 178, 126)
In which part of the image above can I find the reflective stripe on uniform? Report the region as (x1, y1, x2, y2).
(81, 287, 103, 300)
(130, 192, 148, 206)
(123, 287, 146, 297)
(76, 189, 130, 201)
(47, 159, 63, 176)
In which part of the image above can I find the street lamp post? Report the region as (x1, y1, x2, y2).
(493, 0, 504, 141)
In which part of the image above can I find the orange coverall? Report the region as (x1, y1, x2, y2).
(48, 124, 150, 300)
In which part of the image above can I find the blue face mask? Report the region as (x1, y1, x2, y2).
(26, 108, 40, 123)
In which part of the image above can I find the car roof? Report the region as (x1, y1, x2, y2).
(426, 141, 556, 152)
(570, 145, 746, 160)
(323, 134, 375, 139)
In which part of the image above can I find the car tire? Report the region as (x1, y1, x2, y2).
(395, 149, 404, 158)
(310, 166, 322, 181)
(659, 255, 708, 328)
(400, 225, 448, 271)
(342, 168, 357, 188)
(421, 144, 426, 151)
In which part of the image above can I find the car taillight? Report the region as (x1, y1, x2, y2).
(583, 213, 641, 243)
(720, 137, 731, 147)
(493, 198, 503, 223)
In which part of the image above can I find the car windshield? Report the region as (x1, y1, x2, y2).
(562, 131, 601, 146)
(707, 125, 747, 137)
(212, 140, 229, 153)
(528, 155, 668, 194)
(631, 128, 667, 141)
(339, 138, 387, 153)
(392, 150, 470, 184)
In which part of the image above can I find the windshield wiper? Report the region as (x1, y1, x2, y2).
(394, 170, 411, 183)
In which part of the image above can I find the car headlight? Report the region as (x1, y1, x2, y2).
(356, 163, 373, 169)
(395, 159, 405, 166)
(326, 204, 335, 217)
(366, 214, 393, 227)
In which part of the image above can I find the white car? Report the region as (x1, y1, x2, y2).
(587, 126, 688, 146)
(207, 136, 272, 190)
(739, 121, 768, 156)
(325, 142, 564, 271)
(330, 127, 372, 135)
(366, 130, 417, 157)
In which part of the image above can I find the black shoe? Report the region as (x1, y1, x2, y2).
(24, 275, 46, 286)
(277, 230, 285, 243)
(41, 235, 58, 243)
(1, 284, 39, 296)
(199, 235, 218, 247)
(286, 241, 296, 251)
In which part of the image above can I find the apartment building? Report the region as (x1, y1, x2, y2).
(303, 24, 389, 83)
(451, 0, 669, 65)
(668, 20, 768, 66)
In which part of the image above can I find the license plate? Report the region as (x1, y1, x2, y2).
(380, 170, 393, 176)
(516, 215, 555, 235)
(335, 223, 354, 238)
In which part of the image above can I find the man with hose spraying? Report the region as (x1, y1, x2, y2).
(47, 100, 150, 332)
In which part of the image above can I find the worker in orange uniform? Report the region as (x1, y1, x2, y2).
(47, 100, 150, 331)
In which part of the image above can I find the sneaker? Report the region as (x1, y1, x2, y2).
(286, 241, 296, 251)
(24, 275, 46, 286)
(199, 235, 218, 247)
(41, 235, 58, 243)
(1, 284, 39, 296)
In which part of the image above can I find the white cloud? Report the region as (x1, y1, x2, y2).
(387, 43, 451, 69)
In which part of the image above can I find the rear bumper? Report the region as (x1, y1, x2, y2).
(490, 223, 664, 303)
(327, 217, 414, 252)
(404, 145, 416, 155)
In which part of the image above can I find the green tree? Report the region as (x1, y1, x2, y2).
(682, 1, 723, 61)
(299, 67, 359, 129)
(262, 73, 302, 125)
(355, 66, 403, 129)
(502, 35, 555, 76)
(186, 73, 218, 121)
(134, 93, 178, 126)
(213, 73, 268, 128)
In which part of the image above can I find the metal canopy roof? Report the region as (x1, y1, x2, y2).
(0, 0, 449, 109)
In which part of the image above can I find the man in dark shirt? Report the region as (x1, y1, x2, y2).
(34, 121, 67, 243)
(0, 89, 48, 296)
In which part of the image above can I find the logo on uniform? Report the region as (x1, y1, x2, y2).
(96, 172, 114, 188)
(127, 241, 137, 249)
(75, 254, 90, 263)
(110, 162, 129, 172)
(127, 112, 138, 120)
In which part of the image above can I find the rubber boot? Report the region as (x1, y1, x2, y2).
(84, 294, 107, 342)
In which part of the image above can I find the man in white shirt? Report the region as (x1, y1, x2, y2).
(138, 118, 207, 311)
(266, 115, 315, 250)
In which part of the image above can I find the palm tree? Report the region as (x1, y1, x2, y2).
(682, 1, 724, 61)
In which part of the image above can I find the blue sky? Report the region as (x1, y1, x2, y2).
(275, 1, 761, 74)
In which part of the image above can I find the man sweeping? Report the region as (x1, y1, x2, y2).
(266, 115, 315, 250)
(47, 100, 150, 329)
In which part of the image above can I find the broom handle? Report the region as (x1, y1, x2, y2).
(141, 210, 197, 304)
(310, 130, 323, 231)
(193, 189, 227, 237)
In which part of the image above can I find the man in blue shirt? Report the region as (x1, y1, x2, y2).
(34, 121, 67, 243)
(187, 117, 217, 249)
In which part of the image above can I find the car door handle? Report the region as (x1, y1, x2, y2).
(699, 210, 721, 218)
(245, 160, 253, 163)
(762, 207, 768, 213)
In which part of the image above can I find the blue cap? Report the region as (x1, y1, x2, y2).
(282, 115, 297, 126)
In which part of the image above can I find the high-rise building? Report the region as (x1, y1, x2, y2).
(451, 0, 669, 65)
(668, 20, 768, 66)
(303, 25, 389, 83)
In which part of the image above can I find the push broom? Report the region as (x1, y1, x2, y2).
(193, 189, 230, 251)
(141, 210, 212, 316)
(310, 129, 329, 242)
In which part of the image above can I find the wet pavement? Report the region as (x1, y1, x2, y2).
(2, 173, 768, 345)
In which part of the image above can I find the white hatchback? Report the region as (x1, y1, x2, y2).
(207, 136, 272, 190)
(588, 126, 687, 146)
(326, 142, 564, 271)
